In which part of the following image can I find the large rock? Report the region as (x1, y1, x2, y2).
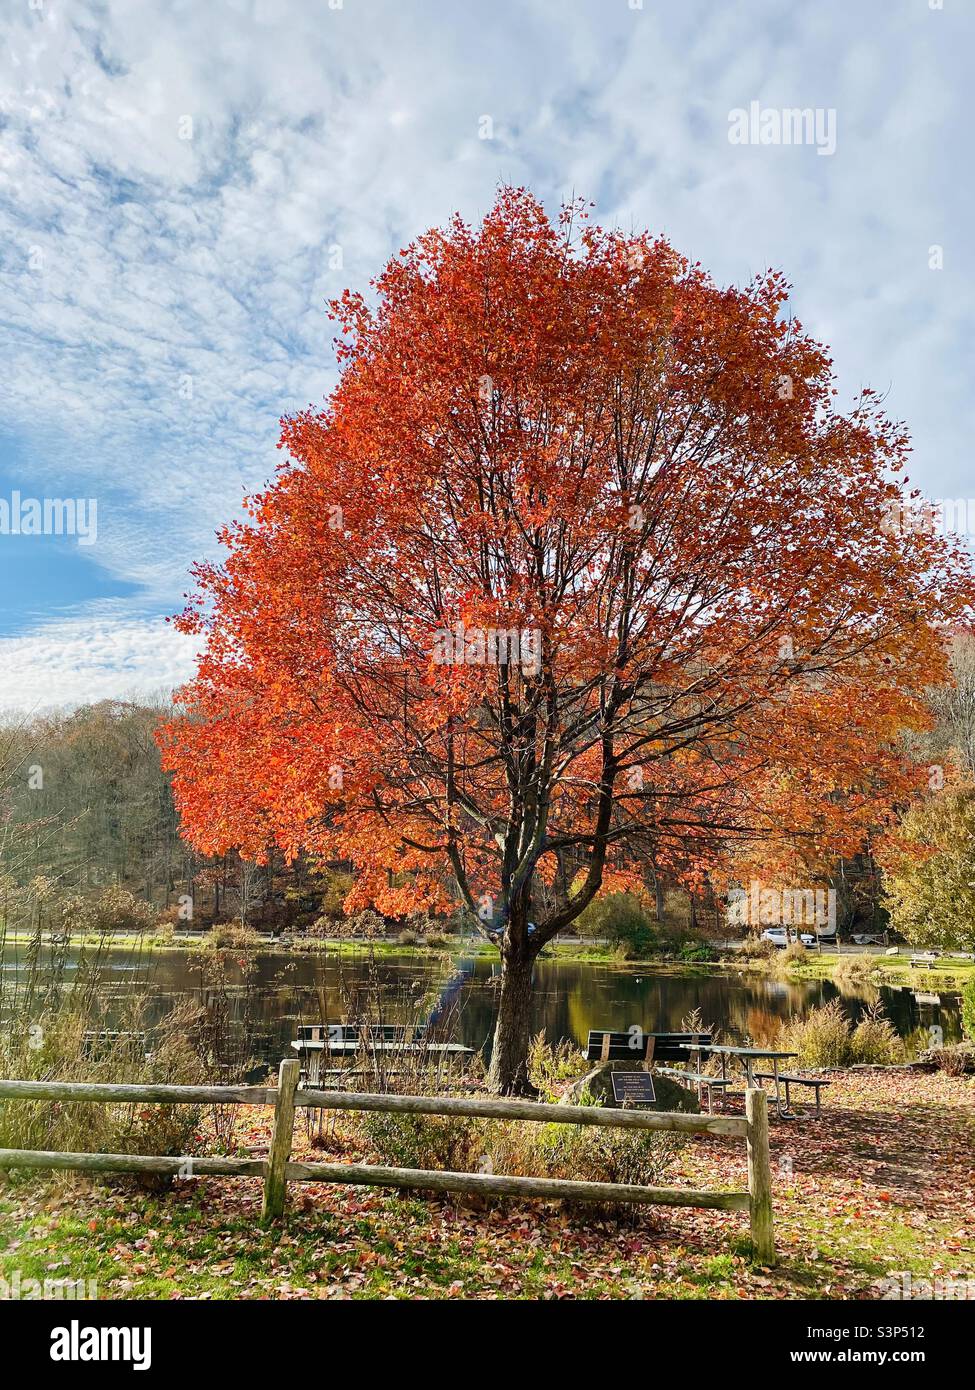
(560, 1061, 700, 1113)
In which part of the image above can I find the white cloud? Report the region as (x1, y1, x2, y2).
(0, 0, 971, 709)
(0, 605, 197, 713)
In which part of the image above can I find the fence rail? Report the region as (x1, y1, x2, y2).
(0, 1061, 776, 1264)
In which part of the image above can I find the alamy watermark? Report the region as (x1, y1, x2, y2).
(728, 880, 837, 933)
(1, 1268, 97, 1300)
(882, 496, 975, 539)
(432, 621, 541, 674)
(875, 1271, 975, 1300)
(0, 491, 97, 545)
(50, 1319, 151, 1370)
(728, 101, 836, 156)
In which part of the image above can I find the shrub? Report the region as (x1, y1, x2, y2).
(851, 1002, 904, 1065)
(963, 976, 975, 1042)
(59, 886, 156, 937)
(781, 998, 903, 1067)
(206, 922, 262, 950)
(359, 1111, 481, 1173)
(678, 940, 718, 963)
(528, 1034, 589, 1096)
(928, 1043, 974, 1076)
(736, 937, 775, 960)
(779, 941, 809, 967)
(107, 1010, 207, 1182)
(533, 1118, 684, 1187)
(155, 903, 187, 930)
(397, 929, 419, 946)
(424, 931, 450, 948)
(0, 998, 206, 1178)
(348, 909, 387, 938)
(575, 892, 656, 955)
(833, 953, 877, 988)
(781, 999, 854, 1066)
(403, 910, 432, 935)
(306, 915, 343, 938)
(358, 1090, 685, 1202)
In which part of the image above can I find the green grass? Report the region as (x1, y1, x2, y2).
(0, 1185, 797, 1300)
(1, 1176, 946, 1301)
(779, 951, 975, 988)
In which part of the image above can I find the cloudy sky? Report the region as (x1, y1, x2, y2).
(0, 0, 971, 711)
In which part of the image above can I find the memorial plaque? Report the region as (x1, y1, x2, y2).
(610, 1071, 657, 1105)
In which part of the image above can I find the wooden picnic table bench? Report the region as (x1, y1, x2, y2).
(679, 1045, 798, 1118)
(295, 1023, 428, 1044)
(653, 1066, 734, 1113)
(585, 1029, 713, 1064)
(291, 1024, 472, 1087)
(753, 1071, 831, 1115)
(909, 955, 939, 970)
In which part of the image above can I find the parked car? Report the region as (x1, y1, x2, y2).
(485, 920, 537, 939)
(761, 926, 815, 948)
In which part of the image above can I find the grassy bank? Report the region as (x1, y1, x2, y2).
(3, 929, 973, 992)
(1, 1069, 971, 1300)
(772, 952, 975, 990)
(0, 930, 464, 959)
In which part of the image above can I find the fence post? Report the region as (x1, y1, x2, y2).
(262, 1058, 299, 1224)
(745, 1087, 776, 1266)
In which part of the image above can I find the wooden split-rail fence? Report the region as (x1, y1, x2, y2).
(0, 1061, 776, 1264)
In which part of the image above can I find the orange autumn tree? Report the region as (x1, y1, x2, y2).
(160, 188, 972, 1093)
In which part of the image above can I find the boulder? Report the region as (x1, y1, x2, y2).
(560, 1061, 700, 1113)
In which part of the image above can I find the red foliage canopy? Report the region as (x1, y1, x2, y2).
(160, 188, 973, 946)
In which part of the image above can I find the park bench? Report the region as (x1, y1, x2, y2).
(910, 954, 938, 971)
(653, 1066, 734, 1113)
(291, 1023, 472, 1087)
(753, 1071, 831, 1115)
(586, 1031, 722, 1112)
(81, 1030, 148, 1058)
(295, 1023, 427, 1046)
(585, 1029, 713, 1064)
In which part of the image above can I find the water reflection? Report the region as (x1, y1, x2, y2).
(6, 946, 959, 1067)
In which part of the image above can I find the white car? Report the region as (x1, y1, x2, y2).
(761, 926, 815, 948)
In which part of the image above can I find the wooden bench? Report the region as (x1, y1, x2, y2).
(753, 1072, 831, 1115)
(295, 1023, 428, 1045)
(291, 1023, 471, 1087)
(81, 1030, 148, 1058)
(654, 1066, 734, 1114)
(910, 956, 938, 971)
(585, 1030, 713, 1064)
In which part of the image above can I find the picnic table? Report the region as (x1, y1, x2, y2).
(290, 1026, 473, 1086)
(909, 952, 939, 970)
(678, 1043, 799, 1117)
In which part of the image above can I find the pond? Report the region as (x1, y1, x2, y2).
(3, 943, 961, 1070)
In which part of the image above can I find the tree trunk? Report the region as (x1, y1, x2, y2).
(487, 948, 537, 1096)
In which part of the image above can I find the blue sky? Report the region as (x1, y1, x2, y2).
(0, 0, 972, 710)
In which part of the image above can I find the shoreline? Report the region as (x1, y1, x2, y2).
(2, 929, 972, 988)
